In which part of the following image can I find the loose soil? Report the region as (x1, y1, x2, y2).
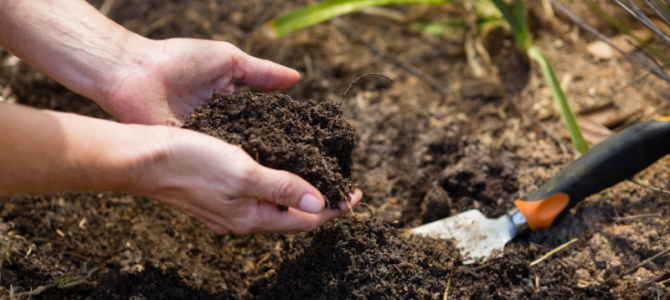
(183, 92, 356, 209)
(1, 0, 670, 299)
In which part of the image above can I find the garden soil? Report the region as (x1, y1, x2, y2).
(182, 92, 356, 209)
(1, 0, 670, 299)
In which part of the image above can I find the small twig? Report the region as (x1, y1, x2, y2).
(341, 73, 392, 104)
(641, 272, 670, 285)
(332, 18, 456, 99)
(358, 202, 374, 218)
(627, 179, 670, 195)
(508, 94, 580, 156)
(344, 198, 355, 218)
(13, 285, 50, 299)
(338, 189, 356, 218)
(443, 278, 450, 300)
(614, 213, 662, 222)
(530, 238, 578, 266)
(625, 247, 670, 275)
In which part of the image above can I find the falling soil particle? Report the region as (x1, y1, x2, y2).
(183, 92, 356, 208)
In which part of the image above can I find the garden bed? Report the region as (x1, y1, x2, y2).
(1, 0, 669, 299)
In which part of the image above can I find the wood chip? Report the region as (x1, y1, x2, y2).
(78, 218, 87, 229)
(586, 28, 654, 60)
(576, 115, 612, 145)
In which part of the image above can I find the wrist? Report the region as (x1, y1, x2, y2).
(88, 34, 157, 113)
(113, 124, 175, 195)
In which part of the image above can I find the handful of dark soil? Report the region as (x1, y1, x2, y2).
(183, 92, 356, 208)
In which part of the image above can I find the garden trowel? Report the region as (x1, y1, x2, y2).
(413, 117, 670, 264)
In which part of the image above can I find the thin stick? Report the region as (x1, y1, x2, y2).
(332, 18, 456, 99)
(344, 197, 356, 218)
(339, 189, 356, 218)
(627, 179, 670, 195)
(443, 278, 450, 300)
(614, 213, 662, 222)
(625, 247, 670, 275)
(508, 94, 580, 156)
(341, 73, 392, 104)
(359, 202, 375, 217)
(530, 238, 578, 266)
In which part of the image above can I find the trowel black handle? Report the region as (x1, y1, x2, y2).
(511, 117, 670, 231)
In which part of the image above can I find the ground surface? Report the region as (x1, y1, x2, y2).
(1, 0, 670, 299)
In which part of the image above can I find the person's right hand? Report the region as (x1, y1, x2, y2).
(135, 126, 362, 234)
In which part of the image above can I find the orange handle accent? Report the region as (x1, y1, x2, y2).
(513, 193, 570, 230)
(656, 116, 670, 122)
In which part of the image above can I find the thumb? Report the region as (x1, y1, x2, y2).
(245, 165, 325, 214)
(227, 45, 300, 90)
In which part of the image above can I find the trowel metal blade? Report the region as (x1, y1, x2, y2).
(411, 209, 518, 264)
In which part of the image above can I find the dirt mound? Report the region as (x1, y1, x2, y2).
(258, 218, 458, 299)
(349, 102, 520, 227)
(183, 92, 356, 208)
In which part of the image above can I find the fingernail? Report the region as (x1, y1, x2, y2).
(298, 194, 323, 214)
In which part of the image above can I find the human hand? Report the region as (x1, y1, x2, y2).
(100, 38, 299, 125)
(135, 127, 362, 234)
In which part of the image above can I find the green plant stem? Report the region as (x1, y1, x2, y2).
(490, 0, 531, 50)
(267, 0, 448, 38)
(528, 46, 589, 153)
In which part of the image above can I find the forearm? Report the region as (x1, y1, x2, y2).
(0, 0, 150, 105)
(0, 102, 165, 195)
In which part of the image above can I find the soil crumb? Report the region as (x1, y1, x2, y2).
(183, 92, 356, 208)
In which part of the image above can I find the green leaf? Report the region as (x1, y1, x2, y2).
(410, 20, 466, 35)
(265, 0, 450, 38)
(55, 278, 66, 287)
(528, 46, 589, 154)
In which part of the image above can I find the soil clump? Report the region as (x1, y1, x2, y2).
(183, 92, 356, 208)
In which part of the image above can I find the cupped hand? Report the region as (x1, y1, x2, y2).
(138, 127, 362, 234)
(104, 38, 362, 234)
(101, 38, 299, 126)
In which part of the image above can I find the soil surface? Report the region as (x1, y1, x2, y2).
(1, 0, 670, 299)
(183, 92, 356, 208)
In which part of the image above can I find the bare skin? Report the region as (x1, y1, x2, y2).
(0, 0, 361, 234)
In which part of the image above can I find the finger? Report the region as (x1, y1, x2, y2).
(253, 190, 363, 233)
(242, 164, 326, 214)
(227, 45, 300, 90)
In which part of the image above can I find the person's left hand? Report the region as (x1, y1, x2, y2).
(99, 38, 299, 126)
